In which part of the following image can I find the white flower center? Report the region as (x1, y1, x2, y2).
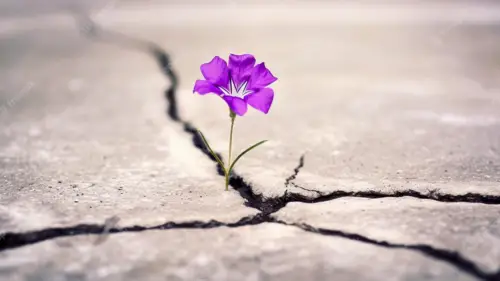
(220, 79, 252, 98)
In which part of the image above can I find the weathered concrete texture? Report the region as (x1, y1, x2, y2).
(289, 175, 500, 199)
(1, 1, 500, 281)
(0, 28, 256, 233)
(0, 224, 476, 281)
(275, 198, 500, 273)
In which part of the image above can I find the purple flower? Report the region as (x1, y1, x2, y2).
(193, 54, 278, 116)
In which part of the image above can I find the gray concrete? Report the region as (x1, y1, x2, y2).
(0, 224, 477, 281)
(1, 1, 500, 280)
(276, 198, 500, 273)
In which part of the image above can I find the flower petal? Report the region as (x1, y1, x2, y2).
(244, 88, 274, 114)
(228, 54, 256, 88)
(222, 96, 248, 116)
(248, 63, 277, 91)
(193, 80, 223, 95)
(201, 56, 229, 88)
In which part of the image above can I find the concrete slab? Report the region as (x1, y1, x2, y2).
(0, 224, 476, 281)
(275, 198, 500, 273)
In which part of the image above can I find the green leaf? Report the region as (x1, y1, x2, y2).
(197, 130, 227, 175)
(228, 140, 268, 174)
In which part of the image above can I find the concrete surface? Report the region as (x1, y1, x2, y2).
(0, 1, 500, 281)
(276, 198, 500, 273)
(0, 224, 477, 281)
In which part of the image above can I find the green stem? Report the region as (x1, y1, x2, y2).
(226, 111, 236, 191)
(197, 130, 226, 176)
(228, 116, 236, 164)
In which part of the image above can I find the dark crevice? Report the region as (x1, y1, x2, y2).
(286, 186, 500, 206)
(1, 210, 498, 281)
(0, 214, 271, 252)
(200, 182, 500, 217)
(0, 212, 498, 280)
(243, 186, 500, 218)
(284, 154, 305, 187)
(0, 15, 492, 281)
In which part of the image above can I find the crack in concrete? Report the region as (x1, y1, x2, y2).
(273, 219, 500, 281)
(280, 185, 500, 206)
(0, 17, 498, 281)
(284, 155, 305, 188)
(1, 213, 498, 281)
(0, 214, 269, 252)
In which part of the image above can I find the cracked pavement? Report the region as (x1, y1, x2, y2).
(1, 1, 500, 280)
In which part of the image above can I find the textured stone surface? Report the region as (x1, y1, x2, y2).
(0, 224, 476, 281)
(1, 1, 500, 281)
(275, 198, 500, 273)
